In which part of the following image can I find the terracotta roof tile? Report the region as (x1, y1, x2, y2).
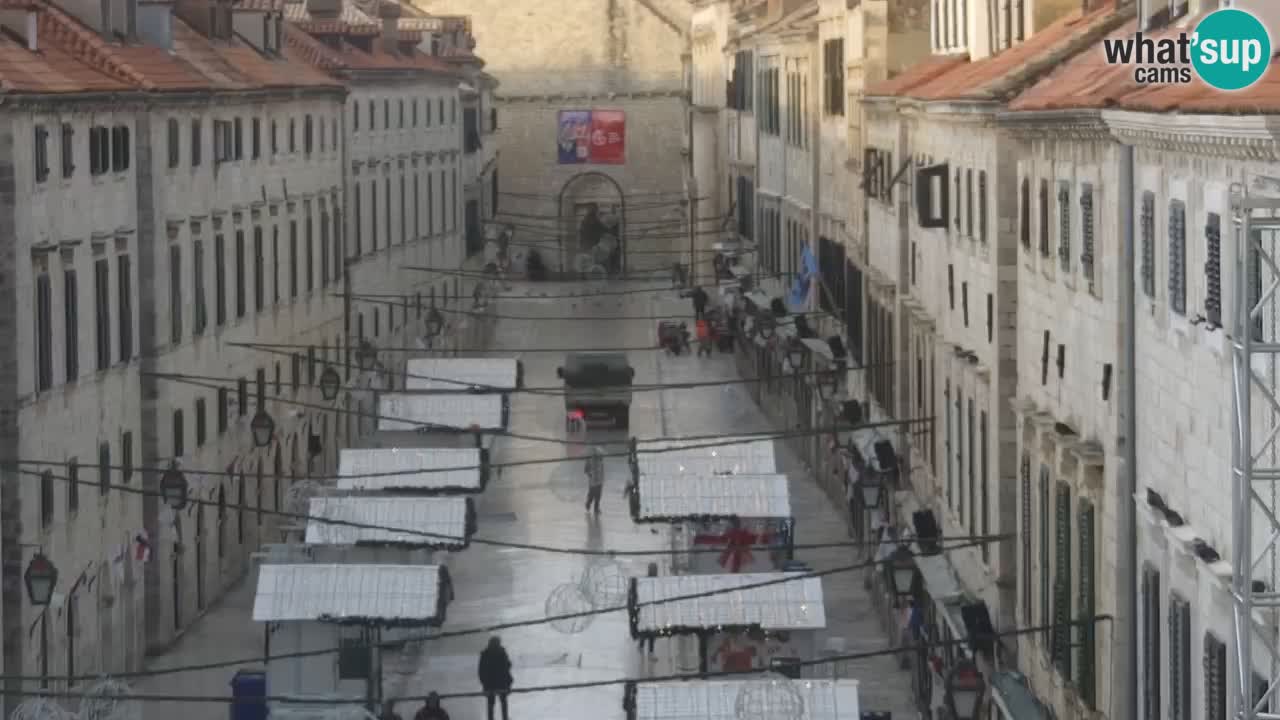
(0, 33, 130, 93)
(868, 1, 1132, 102)
(235, 0, 285, 12)
(285, 14, 459, 77)
(1011, 11, 1280, 114)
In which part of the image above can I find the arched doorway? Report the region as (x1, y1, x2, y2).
(558, 172, 627, 275)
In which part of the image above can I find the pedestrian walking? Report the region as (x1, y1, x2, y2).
(695, 318, 713, 357)
(691, 286, 708, 319)
(414, 692, 450, 720)
(478, 636, 514, 720)
(585, 446, 606, 513)
(380, 701, 404, 720)
(637, 563, 659, 659)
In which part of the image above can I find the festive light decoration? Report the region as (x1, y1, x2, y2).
(545, 583, 595, 634)
(734, 674, 806, 720)
(8, 698, 75, 720)
(78, 677, 140, 720)
(579, 558, 629, 608)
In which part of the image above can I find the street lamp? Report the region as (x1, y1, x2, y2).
(356, 340, 377, 371)
(160, 461, 189, 511)
(945, 659, 986, 720)
(785, 340, 805, 372)
(24, 554, 57, 606)
(887, 545, 917, 599)
(425, 307, 446, 338)
(757, 314, 776, 340)
(250, 409, 275, 448)
(319, 365, 342, 401)
(858, 473, 884, 509)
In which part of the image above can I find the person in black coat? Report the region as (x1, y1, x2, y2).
(690, 286, 708, 319)
(477, 636, 513, 720)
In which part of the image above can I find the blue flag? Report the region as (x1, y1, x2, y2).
(788, 243, 818, 308)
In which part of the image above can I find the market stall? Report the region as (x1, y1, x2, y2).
(628, 572, 826, 675)
(336, 448, 490, 494)
(628, 473, 794, 574)
(369, 392, 509, 450)
(630, 436, 777, 480)
(403, 357, 524, 391)
(304, 495, 477, 563)
(623, 679, 861, 720)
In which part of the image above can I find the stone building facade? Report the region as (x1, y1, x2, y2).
(0, 0, 484, 704)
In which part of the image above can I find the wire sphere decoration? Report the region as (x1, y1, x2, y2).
(8, 698, 75, 720)
(78, 677, 141, 720)
(545, 582, 596, 634)
(284, 479, 325, 517)
(734, 674, 806, 720)
(579, 557, 630, 608)
(549, 461, 588, 504)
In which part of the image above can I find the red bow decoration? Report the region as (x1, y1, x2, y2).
(693, 527, 773, 573)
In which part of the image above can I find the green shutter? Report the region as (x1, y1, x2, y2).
(1143, 567, 1161, 720)
(1168, 596, 1182, 720)
(956, 390, 964, 521)
(1051, 481, 1072, 679)
(1077, 501, 1096, 707)
(1204, 633, 1226, 720)
(1020, 455, 1032, 623)
(1039, 464, 1051, 648)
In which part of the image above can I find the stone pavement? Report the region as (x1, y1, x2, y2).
(132, 279, 917, 720)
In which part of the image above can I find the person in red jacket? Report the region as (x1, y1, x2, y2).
(695, 318, 713, 357)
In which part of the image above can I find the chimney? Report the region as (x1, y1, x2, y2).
(136, 0, 174, 49)
(306, 0, 340, 19)
(377, 0, 400, 54)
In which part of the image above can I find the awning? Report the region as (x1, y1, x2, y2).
(990, 671, 1051, 720)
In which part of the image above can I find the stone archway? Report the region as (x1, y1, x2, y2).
(558, 171, 627, 274)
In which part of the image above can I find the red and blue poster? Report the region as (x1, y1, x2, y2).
(557, 110, 626, 165)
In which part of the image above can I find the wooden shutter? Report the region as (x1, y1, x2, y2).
(1077, 501, 1096, 707)
(1051, 481, 1072, 679)
(1206, 212, 1222, 326)
(1204, 632, 1226, 720)
(1058, 182, 1071, 272)
(1141, 191, 1156, 297)
(1020, 455, 1032, 623)
(1039, 179, 1050, 257)
(1020, 178, 1031, 249)
(1169, 596, 1183, 720)
(1039, 464, 1051, 646)
(1142, 566, 1161, 720)
(1169, 200, 1187, 315)
(1080, 183, 1095, 289)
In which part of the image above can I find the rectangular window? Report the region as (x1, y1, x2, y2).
(1081, 183, 1095, 287)
(979, 410, 989, 563)
(63, 269, 78, 382)
(967, 399, 975, 536)
(251, 117, 261, 159)
(1204, 632, 1227, 720)
(1020, 177, 1031, 249)
(1206, 212, 1222, 326)
(40, 471, 54, 528)
(67, 461, 78, 513)
(965, 169, 974, 237)
(1039, 179, 1050, 257)
(1169, 594, 1192, 720)
(271, 227, 279, 304)
(1051, 481, 1072, 679)
(190, 119, 202, 166)
(217, 387, 229, 434)
(271, 120, 278, 155)
(117, 255, 131, 361)
(400, 175, 407, 243)
(320, 213, 329, 285)
(98, 443, 111, 496)
(232, 117, 243, 160)
(413, 174, 420, 241)
(1141, 191, 1156, 297)
(110, 125, 129, 172)
(214, 235, 226, 326)
(1169, 199, 1187, 315)
(253, 227, 265, 311)
(1141, 566, 1161, 720)
(234, 230, 246, 318)
(823, 39, 844, 116)
(372, 180, 379, 250)
(961, 282, 969, 326)
(1039, 464, 1051, 645)
(169, 245, 182, 343)
(94, 259, 110, 371)
(34, 124, 49, 183)
(288, 118, 296, 153)
(1077, 500, 1096, 707)
(121, 431, 132, 484)
(88, 125, 109, 176)
(172, 409, 184, 458)
(195, 397, 206, 447)
(385, 178, 392, 243)
(193, 240, 206, 335)
(305, 215, 314, 292)
(978, 170, 987, 243)
(61, 123, 75, 178)
(332, 209, 342, 282)
(303, 114, 313, 154)
(354, 179, 363, 255)
(1058, 181, 1071, 272)
(1020, 455, 1032, 622)
(289, 221, 298, 298)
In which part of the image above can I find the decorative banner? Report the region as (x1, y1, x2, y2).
(557, 110, 626, 165)
(788, 243, 818, 308)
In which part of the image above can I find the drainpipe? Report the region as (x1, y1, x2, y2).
(1118, 139, 1138, 720)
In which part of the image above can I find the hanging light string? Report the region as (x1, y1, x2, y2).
(13, 418, 933, 484)
(0, 537, 1019, 688)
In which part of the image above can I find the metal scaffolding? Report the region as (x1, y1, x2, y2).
(1231, 192, 1280, 720)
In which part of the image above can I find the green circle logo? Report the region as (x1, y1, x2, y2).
(1192, 9, 1271, 91)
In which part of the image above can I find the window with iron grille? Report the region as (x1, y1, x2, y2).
(1141, 191, 1156, 297)
(1204, 632, 1227, 720)
(1169, 199, 1187, 315)
(1169, 594, 1191, 720)
(1039, 464, 1051, 646)
(1051, 481, 1072, 678)
(1205, 212, 1222, 326)
(1141, 565, 1161, 720)
(1077, 500, 1096, 707)
(823, 39, 844, 115)
(1081, 183, 1095, 288)
(1020, 455, 1032, 622)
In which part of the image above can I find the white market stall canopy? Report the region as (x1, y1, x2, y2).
(337, 448, 486, 493)
(377, 393, 506, 432)
(631, 573, 825, 633)
(305, 496, 474, 549)
(630, 679, 860, 720)
(636, 436, 777, 476)
(633, 474, 791, 521)
(404, 358, 521, 391)
(253, 564, 446, 625)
